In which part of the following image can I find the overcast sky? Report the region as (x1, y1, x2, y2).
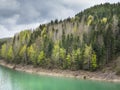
(0, 0, 119, 38)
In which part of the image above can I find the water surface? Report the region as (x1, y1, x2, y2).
(0, 65, 120, 90)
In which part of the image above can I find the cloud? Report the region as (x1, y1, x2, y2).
(0, 22, 41, 38)
(0, 0, 119, 38)
(0, 0, 20, 10)
(0, 25, 13, 38)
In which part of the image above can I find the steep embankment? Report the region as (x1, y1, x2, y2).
(0, 3, 120, 73)
(0, 58, 120, 82)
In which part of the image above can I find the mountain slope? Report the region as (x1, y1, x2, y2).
(0, 3, 120, 72)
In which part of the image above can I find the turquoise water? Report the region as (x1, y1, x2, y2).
(0, 65, 120, 90)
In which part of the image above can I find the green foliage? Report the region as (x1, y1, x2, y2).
(84, 45, 92, 59)
(73, 25, 77, 33)
(71, 48, 82, 70)
(19, 45, 27, 63)
(19, 30, 31, 44)
(70, 18, 75, 22)
(27, 45, 37, 65)
(1, 44, 7, 58)
(59, 48, 66, 59)
(0, 38, 11, 48)
(87, 15, 94, 26)
(101, 17, 107, 24)
(83, 45, 92, 70)
(52, 42, 60, 61)
(91, 52, 97, 70)
(59, 48, 66, 68)
(19, 45, 27, 57)
(37, 51, 45, 66)
(0, 3, 120, 72)
(41, 26, 47, 37)
(7, 46, 14, 62)
(66, 53, 71, 69)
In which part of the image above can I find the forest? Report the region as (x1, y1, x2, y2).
(0, 3, 120, 71)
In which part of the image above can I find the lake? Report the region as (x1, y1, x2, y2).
(0, 65, 120, 90)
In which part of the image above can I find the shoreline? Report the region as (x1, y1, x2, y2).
(0, 60, 120, 82)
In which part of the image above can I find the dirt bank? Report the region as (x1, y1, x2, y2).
(0, 60, 120, 82)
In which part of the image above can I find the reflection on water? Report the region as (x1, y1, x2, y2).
(0, 65, 120, 90)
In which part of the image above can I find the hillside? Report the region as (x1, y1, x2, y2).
(0, 3, 120, 73)
(0, 38, 12, 50)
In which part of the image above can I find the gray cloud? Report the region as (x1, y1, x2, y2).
(0, 0, 83, 25)
(0, 0, 120, 38)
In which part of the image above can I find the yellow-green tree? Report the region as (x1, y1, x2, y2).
(83, 44, 92, 70)
(66, 53, 71, 69)
(59, 48, 66, 59)
(1, 44, 7, 59)
(59, 48, 66, 68)
(91, 52, 97, 70)
(19, 30, 31, 44)
(37, 51, 45, 66)
(101, 17, 107, 24)
(72, 48, 81, 70)
(52, 42, 60, 62)
(87, 15, 94, 26)
(7, 46, 14, 62)
(27, 45, 37, 65)
(83, 44, 98, 70)
(19, 45, 27, 63)
(41, 26, 47, 37)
